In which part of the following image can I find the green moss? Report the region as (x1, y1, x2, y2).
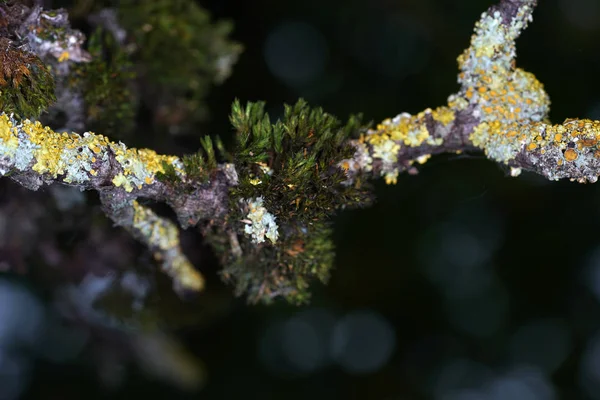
(116, 0, 242, 128)
(230, 98, 372, 226)
(213, 221, 335, 305)
(69, 28, 136, 140)
(156, 135, 219, 184)
(0, 38, 56, 119)
(156, 160, 180, 183)
(206, 99, 373, 304)
(200, 136, 217, 170)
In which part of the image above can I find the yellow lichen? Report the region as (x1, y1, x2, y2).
(564, 148, 578, 162)
(113, 173, 133, 192)
(0, 114, 18, 153)
(416, 154, 431, 164)
(132, 200, 204, 292)
(432, 107, 455, 126)
(58, 51, 70, 62)
(0, 113, 186, 188)
(384, 173, 398, 185)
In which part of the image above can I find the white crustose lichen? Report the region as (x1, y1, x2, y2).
(243, 197, 279, 244)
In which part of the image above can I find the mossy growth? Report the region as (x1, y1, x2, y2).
(207, 99, 373, 304)
(230, 98, 372, 225)
(0, 38, 56, 119)
(115, 0, 242, 129)
(156, 134, 222, 184)
(216, 221, 335, 304)
(69, 28, 136, 140)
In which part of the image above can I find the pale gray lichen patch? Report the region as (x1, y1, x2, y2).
(60, 133, 108, 183)
(242, 197, 279, 244)
(15, 133, 39, 172)
(220, 163, 239, 185)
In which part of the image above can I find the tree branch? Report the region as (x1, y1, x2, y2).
(2, 0, 600, 301)
(0, 113, 234, 295)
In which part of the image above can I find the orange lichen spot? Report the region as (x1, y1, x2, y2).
(527, 142, 537, 151)
(507, 130, 518, 137)
(554, 133, 563, 142)
(581, 138, 598, 147)
(145, 176, 153, 185)
(564, 148, 578, 162)
(90, 169, 97, 176)
(484, 106, 493, 114)
(341, 161, 350, 171)
(557, 158, 563, 166)
(478, 87, 487, 93)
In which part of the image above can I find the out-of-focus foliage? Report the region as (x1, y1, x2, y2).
(0, 38, 56, 119)
(69, 28, 136, 139)
(116, 0, 242, 131)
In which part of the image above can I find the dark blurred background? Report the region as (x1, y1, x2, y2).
(6, 0, 600, 398)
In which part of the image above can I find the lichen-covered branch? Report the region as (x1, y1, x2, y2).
(0, 112, 233, 294)
(98, 194, 204, 294)
(341, 0, 552, 184)
(3, 0, 600, 303)
(340, 0, 600, 185)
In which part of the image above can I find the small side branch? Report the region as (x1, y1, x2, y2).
(99, 192, 204, 295)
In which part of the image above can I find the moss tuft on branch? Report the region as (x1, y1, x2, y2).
(0, 37, 56, 118)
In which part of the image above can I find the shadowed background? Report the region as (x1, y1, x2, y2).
(3, 0, 600, 399)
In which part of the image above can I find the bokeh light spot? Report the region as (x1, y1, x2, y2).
(331, 310, 395, 374)
(264, 21, 328, 87)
